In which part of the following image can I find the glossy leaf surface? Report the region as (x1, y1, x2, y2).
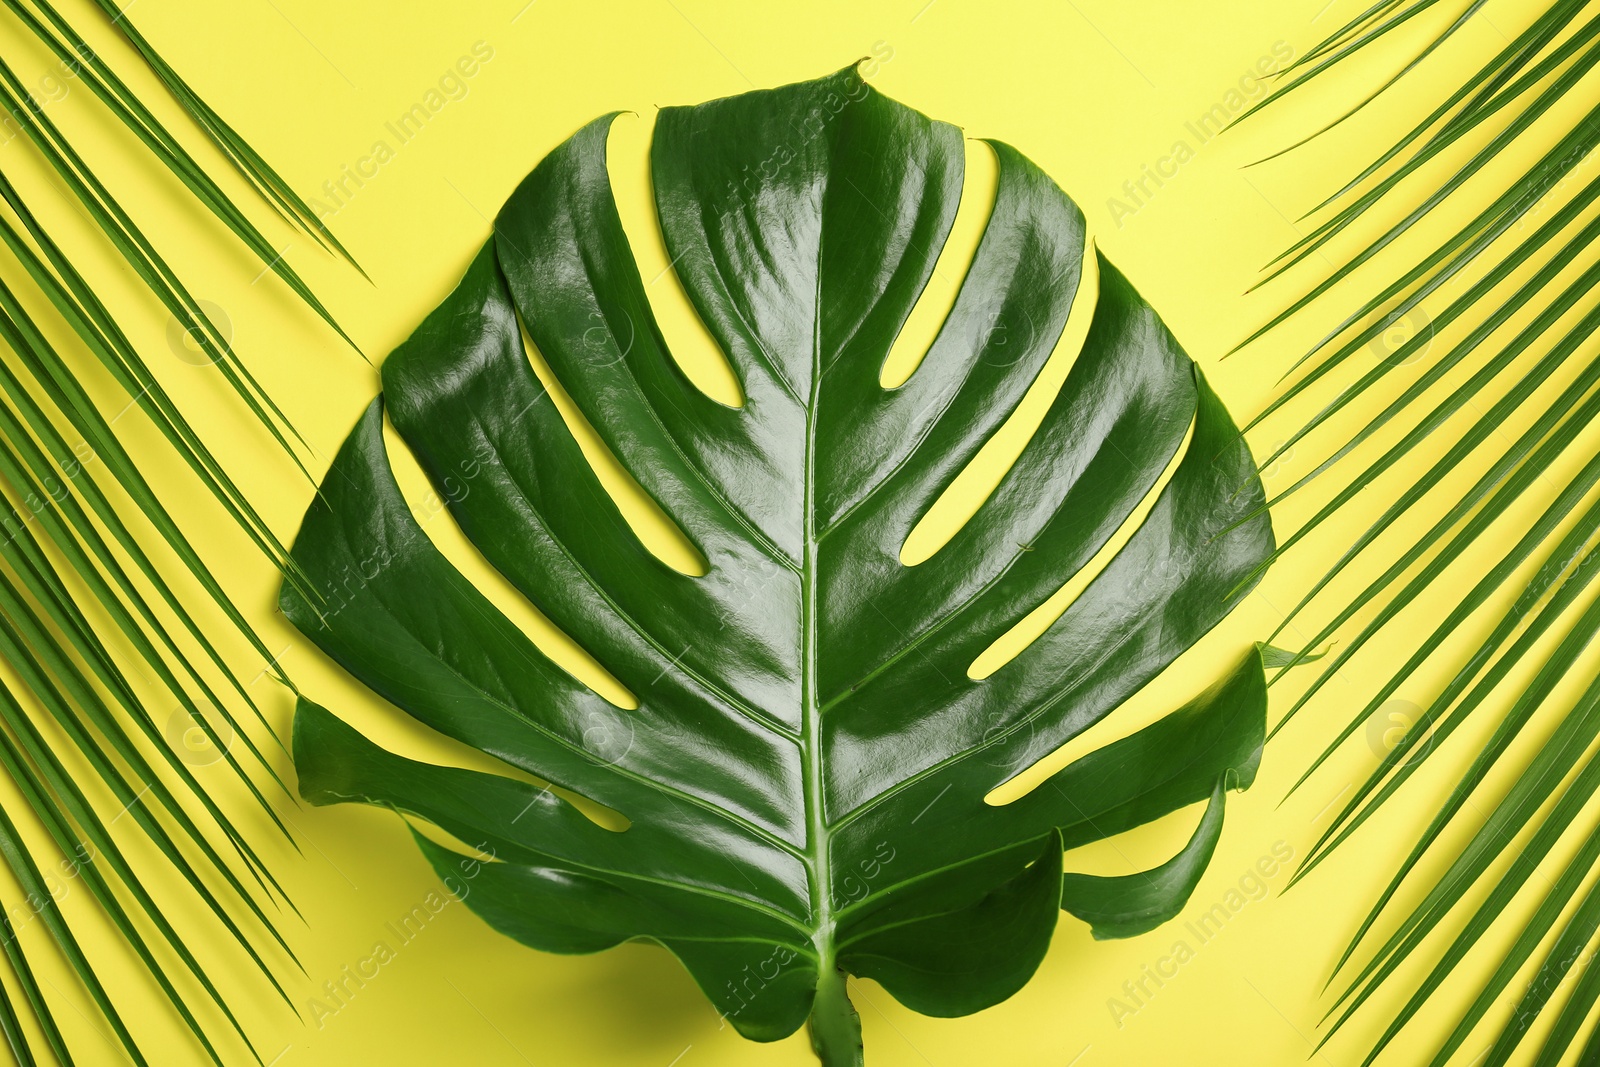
(284, 68, 1274, 1063)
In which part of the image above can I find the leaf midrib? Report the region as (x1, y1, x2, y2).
(801, 217, 834, 972)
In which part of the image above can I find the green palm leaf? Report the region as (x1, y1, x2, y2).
(282, 68, 1275, 1065)
(1242, 1, 1600, 1062)
(0, 0, 358, 1062)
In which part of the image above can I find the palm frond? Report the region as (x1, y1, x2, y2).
(1243, 1, 1600, 1062)
(0, 0, 360, 1062)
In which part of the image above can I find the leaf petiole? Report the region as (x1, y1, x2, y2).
(808, 964, 863, 1067)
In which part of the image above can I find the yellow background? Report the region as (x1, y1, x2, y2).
(3, 0, 1597, 1064)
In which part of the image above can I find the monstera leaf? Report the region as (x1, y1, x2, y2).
(282, 67, 1274, 1064)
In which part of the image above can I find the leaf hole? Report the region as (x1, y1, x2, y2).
(984, 620, 1258, 809)
(513, 313, 708, 579)
(967, 411, 1194, 682)
(981, 680, 1183, 809)
(312, 696, 630, 834)
(419, 780, 629, 838)
(899, 241, 1102, 568)
(382, 413, 640, 712)
(1057, 802, 1209, 876)
(878, 138, 999, 389)
(606, 111, 745, 408)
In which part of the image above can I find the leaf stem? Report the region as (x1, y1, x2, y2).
(808, 964, 863, 1067)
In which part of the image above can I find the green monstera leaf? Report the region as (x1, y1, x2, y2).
(282, 67, 1274, 1065)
